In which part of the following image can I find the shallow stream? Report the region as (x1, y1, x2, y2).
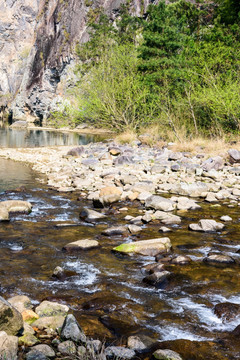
(0, 142, 239, 359)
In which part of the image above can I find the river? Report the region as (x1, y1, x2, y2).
(0, 129, 239, 359)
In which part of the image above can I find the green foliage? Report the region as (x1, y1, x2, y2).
(53, 0, 240, 137)
(76, 44, 156, 131)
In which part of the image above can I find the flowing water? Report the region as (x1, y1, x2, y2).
(0, 139, 239, 359)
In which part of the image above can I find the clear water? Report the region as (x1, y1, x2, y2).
(0, 125, 105, 148)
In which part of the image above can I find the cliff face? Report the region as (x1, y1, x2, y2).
(0, 0, 149, 122)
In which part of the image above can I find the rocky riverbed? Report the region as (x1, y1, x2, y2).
(0, 141, 240, 359)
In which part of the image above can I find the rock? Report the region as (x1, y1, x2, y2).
(153, 349, 183, 360)
(176, 197, 201, 210)
(31, 315, 65, 332)
(78, 345, 87, 356)
(128, 224, 142, 234)
(145, 195, 175, 212)
(142, 213, 153, 223)
(87, 339, 102, 353)
(171, 164, 180, 172)
(67, 146, 84, 157)
(214, 302, 240, 322)
(171, 255, 191, 265)
(172, 182, 208, 197)
(26, 350, 48, 360)
(0, 296, 23, 335)
(0, 207, 9, 221)
(52, 266, 65, 280)
(61, 314, 86, 343)
(80, 208, 106, 222)
(35, 301, 69, 317)
(23, 322, 35, 335)
(19, 333, 39, 346)
(58, 340, 76, 355)
(153, 211, 181, 224)
(138, 191, 153, 202)
(228, 149, 240, 163)
(127, 336, 147, 352)
(113, 156, 134, 165)
(22, 309, 39, 323)
(205, 193, 217, 203)
(105, 346, 135, 359)
(63, 239, 99, 251)
(31, 344, 55, 358)
(127, 335, 154, 352)
(159, 226, 171, 233)
(220, 215, 232, 222)
(109, 147, 121, 156)
(189, 219, 224, 232)
(10, 121, 28, 129)
(99, 186, 122, 205)
(8, 295, 32, 313)
(143, 271, 171, 286)
(0, 331, 18, 360)
(202, 156, 223, 171)
(203, 254, 235, 264)
(141, 263, 165, 275)
(0, 200, 32, 213)
(102, 226, 127, 236)
(113, 238, 171, 256)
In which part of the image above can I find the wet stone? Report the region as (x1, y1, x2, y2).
(102, 226, 127, 236)
(61, 314, 87, 343)
(153, 349, 183, 360)
(214, 302, 240, 322)
(143, 271, 171, 286)
(105, 346, 135, 359)
(203, 253, 235, 264)
(58, 340, 76, 355)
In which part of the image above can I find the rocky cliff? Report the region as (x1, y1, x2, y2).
(0, 0, 149, 123)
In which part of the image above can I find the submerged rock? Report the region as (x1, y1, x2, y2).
(189, 219, 224, 232)
(113, 238, 171, 256)
(203, 254, 235, 264)
(0, 296, 23, 335)
(214, 302, 240, 322)
(143, 271, 171, 286)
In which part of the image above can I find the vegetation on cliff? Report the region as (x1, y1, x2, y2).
(52, 0, 240, 140)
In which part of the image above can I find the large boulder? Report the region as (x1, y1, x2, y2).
(189, 219, 224, 232)
(0, 331, 18, 360)
(113, 238, 171, 256)
(63, 239, 99, 251)
(145, 195, 175, 212)
(0, 296, 23, 335)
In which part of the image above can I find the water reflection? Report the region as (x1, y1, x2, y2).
(0, 125, 105, 148)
